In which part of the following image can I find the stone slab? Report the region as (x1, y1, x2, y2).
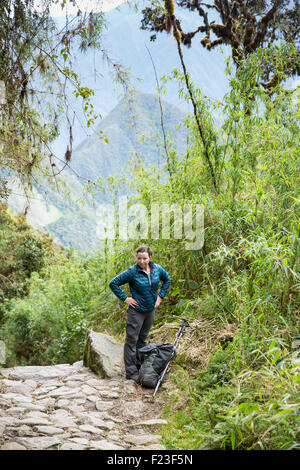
(83, 330, 123, 378)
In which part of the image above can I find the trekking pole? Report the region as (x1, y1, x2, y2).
(150, 318, 189, 403)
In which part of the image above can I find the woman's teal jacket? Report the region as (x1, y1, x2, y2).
(109, 261, 171, 312)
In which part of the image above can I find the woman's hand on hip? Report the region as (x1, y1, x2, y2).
(125, 297, 139, 308)
(155, 296, 162, 309)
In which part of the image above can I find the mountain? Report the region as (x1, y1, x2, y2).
(4, 2, 229, 252)
(69, 91, 187, 183)
(5, 92, 187, 252)
(50, 1, 229, 157)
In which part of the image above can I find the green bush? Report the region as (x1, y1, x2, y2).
(54, 306, 88, 364)
(0, 205, 60, 319)
(1, 250, 127, 366)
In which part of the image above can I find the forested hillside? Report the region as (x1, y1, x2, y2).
(5, 92, 187, 251)
(69, 91, 187, 182)
(0, 202, 65, 316)
(0, 0, 299, 451)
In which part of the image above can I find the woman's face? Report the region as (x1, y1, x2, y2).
(136, 251, 151, 270)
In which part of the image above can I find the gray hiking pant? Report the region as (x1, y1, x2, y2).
(124, 305, 155, 377)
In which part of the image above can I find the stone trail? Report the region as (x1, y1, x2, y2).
(0, 361, 167, 450)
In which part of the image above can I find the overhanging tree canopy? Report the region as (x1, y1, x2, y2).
(0, 0, 128, 197)
(141, 1, 300, 72)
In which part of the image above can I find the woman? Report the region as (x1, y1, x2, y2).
(109, 245, 171, 383)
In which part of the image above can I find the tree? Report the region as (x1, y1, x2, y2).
(0, 0, 129, 197)
(141, 1, 300, 85)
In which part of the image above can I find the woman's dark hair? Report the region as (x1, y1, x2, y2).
(136, 245, 152, 257)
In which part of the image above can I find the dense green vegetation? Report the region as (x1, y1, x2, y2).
(0, 202, 64, 316)
(0, 1, 299, 452)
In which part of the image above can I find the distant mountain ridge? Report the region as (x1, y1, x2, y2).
(5, 2, 229, 252)
(69, 91, 187, 184)
(50, 2, 228, 157)
(6, 92, 187, 252)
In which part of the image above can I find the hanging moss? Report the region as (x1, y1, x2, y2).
(173, 29, 182, 42)
(164, 0, 175, 17)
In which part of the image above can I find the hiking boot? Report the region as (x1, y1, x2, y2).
(126, 374, 140, 384)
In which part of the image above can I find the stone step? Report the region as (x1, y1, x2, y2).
(0, 359, 167, 451)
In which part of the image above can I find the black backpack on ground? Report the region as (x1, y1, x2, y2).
(138, 343, 175, 388)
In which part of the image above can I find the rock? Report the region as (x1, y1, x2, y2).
(5, 407, 27, 416)
(86, 378, 107, 388)
(19, 417, 51, 426)
(133, 444, 166, 450)
(40, 379, 62, 387)
(17, 403, 47, 412)
(64, 405, 85, 414)
(61, 374, 89, 382)
(60, 442, 86, 450)
(106, 379, 121, 387)
(47, 386, 80, 398)
(73, 398, 86, 405)
(122, 400, 146, 417)
(64, 381, 83, 388)
(51, 409, 71, 418)
(84, 415, 115, 430)
(32, 386, 58, 396)
(51, 417, 77, 428)
(123, 382, 137, 393)
(35, 398, 56, 408)
(83, 330, 123, 378)
(34, 426, 65, 435)
(89, 439, 126, 450)
(24, 379, 38, 389)
(64, 427, 80, 434)
(0, 442, 27, 450)
(56, 399, 70, 408)
(86, 395, 98, 403)
(0, 359, 168, 452)
(17, 425, 34, 437)
(98, 390, 119, 399)
(68, 437, 89, 446)
(81, 384, 98, 395)
(0, 416, 18, 426)
(107, 430, 121, 441)
(50, 411, 77, 428)
(1, 364, 74, 381)
(2, 380, 33, 396)
(17, 436, 61, 450)
(0, 369, 10, 379)
(123, 434, 162, 445)
(100, 414, 122, 424)
(78, 424, 105, 435)
(95, 400, 115, 411)
(0, 398, 10, 407)
(0, 393, 32, 403)
(129, 419, 168, 427)
(70, 361, 85, 370)
(24, 411, 49, 419)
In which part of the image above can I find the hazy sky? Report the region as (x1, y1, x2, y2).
(45, 0, 132, 16)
